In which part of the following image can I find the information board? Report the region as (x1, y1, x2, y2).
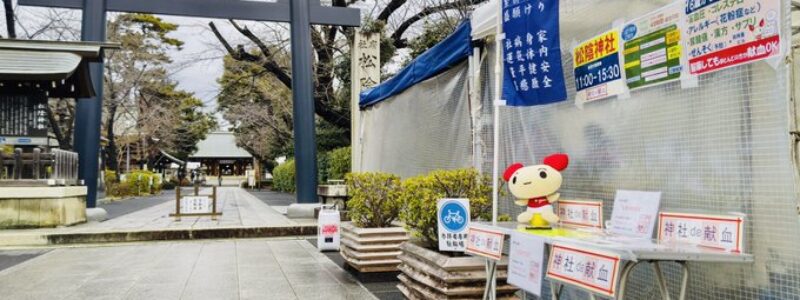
(180, 196, 212, 214)
(608, 190, 661, 239)
(557, 200, 604, 228)
(657, 212, 744, 253)
(685, 0, 781, 75)
(573, 29, 626, 103)
(622, 2, 683, 89)
(546, 243, 621, 298)
(507, 231, 545, 296)
(465, 224, 505, 261)
(437, 198, 470, 252)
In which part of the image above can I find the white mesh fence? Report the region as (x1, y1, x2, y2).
(358, 0, 799, 298)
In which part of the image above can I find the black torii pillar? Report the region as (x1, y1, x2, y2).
(19, 0, 361, 206)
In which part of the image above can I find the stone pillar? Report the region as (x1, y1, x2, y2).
(351, 31, 381, 172)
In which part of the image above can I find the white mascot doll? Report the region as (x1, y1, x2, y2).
(503, 153, 569, 229)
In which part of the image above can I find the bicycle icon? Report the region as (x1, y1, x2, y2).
(444, 209, 464, 224)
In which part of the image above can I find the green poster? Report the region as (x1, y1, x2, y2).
(621, 2, 683, 90)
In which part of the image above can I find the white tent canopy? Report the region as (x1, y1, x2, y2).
(470, 0, 498, 40)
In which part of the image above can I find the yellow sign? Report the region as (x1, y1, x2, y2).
(573, 30, 620, 68)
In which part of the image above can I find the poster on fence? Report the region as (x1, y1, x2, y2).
(501, 0, 567, 106)
(685, 0, 781, 75)
(622, 2, 683, 89)
(573, 29, 626, 104)
(546, 243, 621, 298)
(657, 212, 744, 253)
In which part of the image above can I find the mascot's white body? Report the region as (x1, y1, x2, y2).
(503, 154, 569, 229)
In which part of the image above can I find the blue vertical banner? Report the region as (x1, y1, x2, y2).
(502, 0, 567, 106)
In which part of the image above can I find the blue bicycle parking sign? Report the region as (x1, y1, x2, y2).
(440, 201, 468, 232)
(437, 198, 471, 251)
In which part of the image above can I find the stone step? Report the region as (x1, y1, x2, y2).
(340, 245, 402, 260)
(398, 273, 518, 299)
(341, 231, 409, 244)
(0, 225, 318, 246)
(340, 235, 405, 252)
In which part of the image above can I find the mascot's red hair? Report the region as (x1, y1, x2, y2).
(503, 153, 569, 229)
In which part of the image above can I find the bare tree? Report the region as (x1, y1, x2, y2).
(209, 0, 487, 131)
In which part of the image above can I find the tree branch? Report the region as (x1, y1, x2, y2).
(391, 0, 486, 48)
(378, 0, 407, 22)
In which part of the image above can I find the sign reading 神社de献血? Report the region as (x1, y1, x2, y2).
(685, 0, 781, 75)
(465, 224, 505, 261)
(573, 29, 626, 104)
(546, 243, 621, 298)
(501, 0, 567, 106)
(657, 212, 744, 253)
(622, 2, 683, 89)
(557, 200, 604, 228)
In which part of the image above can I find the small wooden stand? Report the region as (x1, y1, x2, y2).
(170, 185, 222, 221)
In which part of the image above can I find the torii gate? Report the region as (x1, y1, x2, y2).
(19, 0, 361, 208)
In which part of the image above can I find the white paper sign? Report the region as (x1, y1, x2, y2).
(608, 190, 661, 239)
(180, 196, 211, 214)
(437, 198, 470, 251)
(546, 243, 621, 298)
(508, 232, 545, 296)
(657, 212, 744, 253)
(465, 225, 505, 261)
(557, 200, 604, 228)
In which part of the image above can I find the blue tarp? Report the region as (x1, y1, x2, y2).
(359, 21, 473, 108)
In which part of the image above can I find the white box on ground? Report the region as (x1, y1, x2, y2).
(317, 206, 341, 251)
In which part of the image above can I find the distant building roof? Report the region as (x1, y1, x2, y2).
(0, 39, 119, 98)
(190, 132, 253, 159)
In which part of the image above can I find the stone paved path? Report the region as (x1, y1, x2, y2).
(0, 188, 315, 246)
(0, 238, 376, 300)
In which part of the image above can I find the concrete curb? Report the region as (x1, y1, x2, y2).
(1, 225, 318, 247)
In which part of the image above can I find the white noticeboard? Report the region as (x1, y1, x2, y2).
(507, 232, 545, 296)
(437, 198, 470, 252)
(180, 196, 211, 214)
(546, 243, 622, 298)
(608, 190, 661, 239)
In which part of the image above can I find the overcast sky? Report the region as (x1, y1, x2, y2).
(3, 1, 436, 128)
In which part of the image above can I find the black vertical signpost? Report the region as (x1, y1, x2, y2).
(18, 0, 361, 206)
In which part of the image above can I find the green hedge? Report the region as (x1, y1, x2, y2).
(398, 168, 493, 247)
(104, 170, 162, 198)
(272, 159, 296, 193)
(327, 146, 351, 180)
(346, 172, 402, 228)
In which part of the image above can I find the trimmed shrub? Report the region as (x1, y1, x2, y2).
(272, 159, 296, 193)
(327, 146, 351, 180)
(398, 168, 492, 247)
(105, 170, 162, 197)
(346, 172, 402, 228)
(318, 152, 330, 183)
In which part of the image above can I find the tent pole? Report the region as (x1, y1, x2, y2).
(491, 0, 503, 227)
